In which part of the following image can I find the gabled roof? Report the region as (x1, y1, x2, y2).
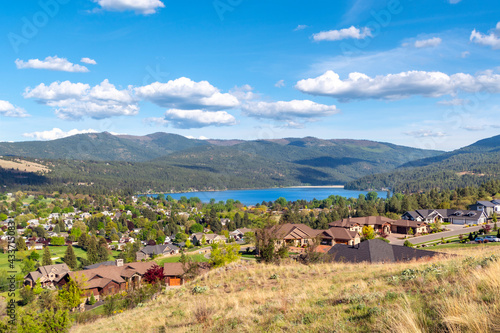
(324, 227, 359, 241)
(329, 216, 394, 228)
(140, 244, 178, 255)
(327, 239, 440, 263)
(274, 223, 318, 239)
(163, 263, 185, 277)
(475, 201, 496, 207)
(492, 200, 500, 205)
(25, 263, 70, 283)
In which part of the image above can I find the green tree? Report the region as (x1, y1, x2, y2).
(57, 278, 83, 310)
(87, 236, 99, 264)
(42, 246, 53, 266)
(185, 239, 193, 248)
(362, 226, 375, 240)
(29, 250, 40, 261)
(63, 245, 77, 270)
(16, 237, 27, 251)
(53, 224, 60, 234)
(243, 231, 256, 245)
(50, 237, 65, 246)
(21, 258, 36, 275)
(0, 213, 7, 221)
(201, 234, 207, 246)
(190, 223, 203, 234)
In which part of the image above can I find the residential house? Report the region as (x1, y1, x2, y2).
(191, 233, 227, 246)
(229, 228, 253, 241)
(163, 262, 211, 286)
(57, 260, 156, 300)
(470, 201, 497, 217)
(135, 244, 179, 261)
(328, 216, 393, 235)
(327, 239, 441, 263)
(391, 220, 429, 235)
(24, 263, 70, 288)
(272, 223, 360, 248)
(220, 218, 231, 226)
(402, 209, 487, 226)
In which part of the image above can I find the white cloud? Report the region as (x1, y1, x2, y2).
(461, 51, 470, 58)
(185, 135, 209, 140)
(296, 70, 500, 101)
(94, 0, 165, 14)
(312, 26, 371, 42)
(405, 130, 447, 138)
(135, 77, 240, 110)
(229, 85, 257, 101)
(275, 80, 285, 88)
(470, 22, 500, 50)
(437, 98, 470, 106)
(15, 56, 89, 73)
(414, 37, 442, 48)
(23, 128, 98, 141)
(24, 80, 138, 120)
(81, 57, 97, 65)
(294, 25, 308, 31)
(242, 100, 338, 121)
(163, 109, 237, 129)
(0, 100, 29, 118)
(461, 125, 485, 131)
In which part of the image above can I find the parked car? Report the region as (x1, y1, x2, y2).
(484, 235, 500, 242)
(475, 237, 486, 243)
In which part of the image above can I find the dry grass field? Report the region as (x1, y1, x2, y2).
(71, 245, 500, 333)
(0, 158, 50, 173)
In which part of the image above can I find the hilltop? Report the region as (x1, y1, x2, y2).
(346, 134, 500, 192)
(71, 246, 500, 333)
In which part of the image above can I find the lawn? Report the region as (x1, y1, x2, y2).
(155, 253, 208, 266)
(429, 242, 500, 250)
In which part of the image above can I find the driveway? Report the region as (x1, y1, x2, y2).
(389, 223, 494, 246)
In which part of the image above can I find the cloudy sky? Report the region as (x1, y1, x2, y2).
(0, 0, 499, 151)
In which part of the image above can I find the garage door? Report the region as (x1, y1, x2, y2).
(169, 278, 181, 286)
(397, 227, 407, 234)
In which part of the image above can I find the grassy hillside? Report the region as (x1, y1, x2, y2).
(346, 134, 500, 192)
(72, 246, 500, 333)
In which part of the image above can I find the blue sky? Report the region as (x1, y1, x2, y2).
(0, 0, 499, 151)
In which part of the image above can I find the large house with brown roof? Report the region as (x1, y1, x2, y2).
(24, 263, 70, 288)
(273, 223, 360, 248)
(57, 259, 156, 299)
(329, 216, 393, 235)
(391, 220, 429, 235)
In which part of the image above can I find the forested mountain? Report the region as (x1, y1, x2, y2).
(0, 132, 445, 193)
(346, 134, 500, 192)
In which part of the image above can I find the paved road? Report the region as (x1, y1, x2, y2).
(389, 223, 494, 246)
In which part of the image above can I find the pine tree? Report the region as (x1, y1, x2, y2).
(58, 218, 65, 232)
(63, 245, 77, 269)
(87, 236, 99, 264)
(42, 246, 52, 266)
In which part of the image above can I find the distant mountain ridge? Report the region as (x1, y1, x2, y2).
(0, 132, 446, 192)
(346, 133, 500, 192)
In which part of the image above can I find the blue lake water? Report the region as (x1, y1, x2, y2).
(146, 187, 388, 206)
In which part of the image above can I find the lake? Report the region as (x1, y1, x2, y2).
(146, 187, 388, 206)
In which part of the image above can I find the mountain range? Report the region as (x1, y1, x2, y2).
(0, 132, 443, 193)
(2, 132, 500, 193)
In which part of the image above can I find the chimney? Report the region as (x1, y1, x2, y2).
(116, 259, 124, 267)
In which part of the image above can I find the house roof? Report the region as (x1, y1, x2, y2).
(329, 216, 394, 228)
(327, 239, 441, 263)
(476, 201, 496, 208)
(391, 220, 428, 228)
(139, 244, 178, 255)
(274, 223, 318, 239)
(84, 261, 117, 270)
(25, 263, 70, 283)
(163, 263, 185, 277)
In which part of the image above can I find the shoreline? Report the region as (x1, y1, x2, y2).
(140, 185, 349, 195)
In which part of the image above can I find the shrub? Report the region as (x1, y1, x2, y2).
(193, 304, 214, 323)
(192, 286, 209, 294)
(403, 240, 414, 247)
